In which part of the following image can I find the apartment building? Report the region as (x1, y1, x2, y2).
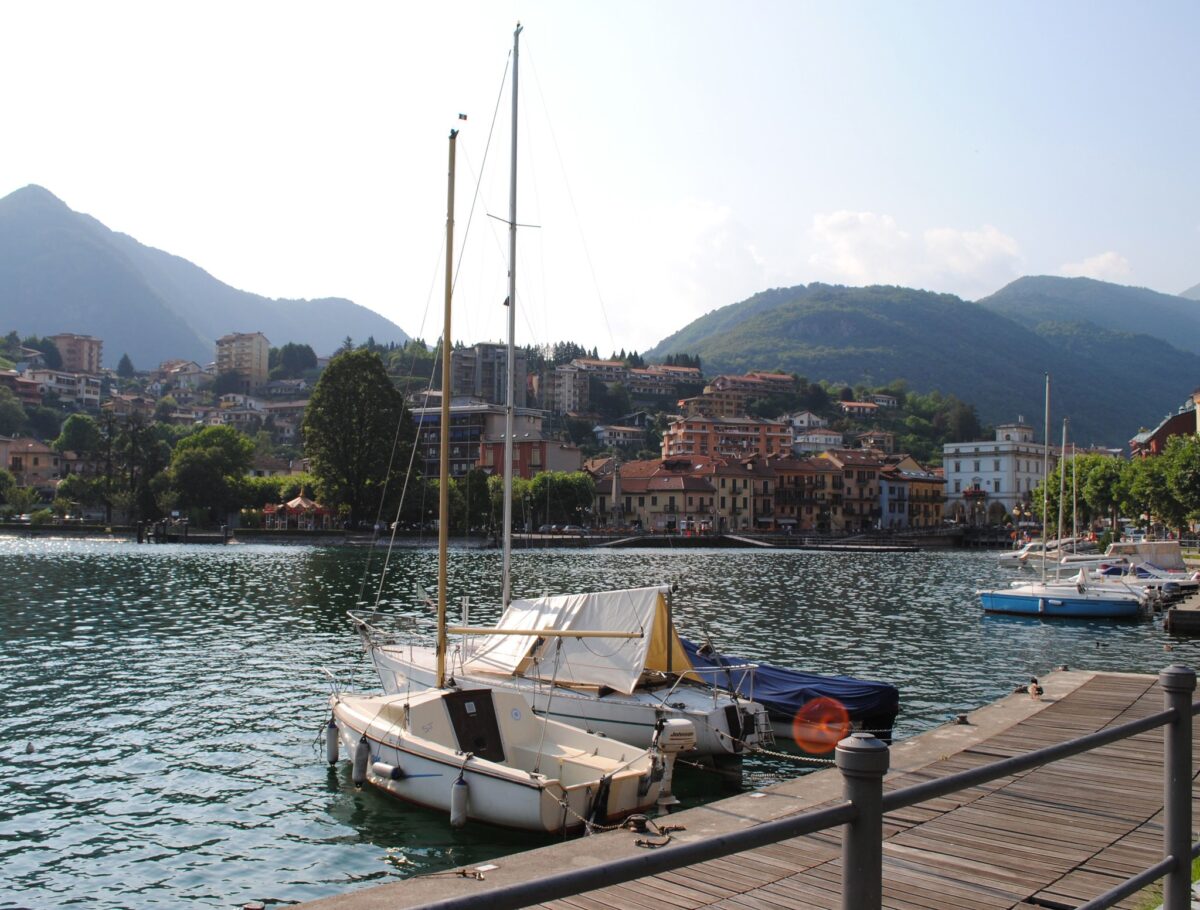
(25, 369, 102, 409)
(215, 332, 270, 392)
(48, 334, 103, 374)
(661, 415, 791, 460)
(451, 342, 527, 407)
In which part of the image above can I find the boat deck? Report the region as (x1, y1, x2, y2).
(296, 669, 1197, 910)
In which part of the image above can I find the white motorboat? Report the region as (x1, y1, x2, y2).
(330, 685, 689, 834)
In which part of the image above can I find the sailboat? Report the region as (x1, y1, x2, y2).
(326, 123, 689, 834)
(353, 25, 771, 771)
(977, 386, 1145, 619)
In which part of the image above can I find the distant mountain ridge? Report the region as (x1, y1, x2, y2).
(645, 281, 1200, 448)
(976, 275, 1200, 355)
(1181, 282, 1200, 301)
(0, 185, 409, 368)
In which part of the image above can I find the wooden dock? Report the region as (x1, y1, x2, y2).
(1165, 590, 1200, 635)
(296, 670, 1198, 910)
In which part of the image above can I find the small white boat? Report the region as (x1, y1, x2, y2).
(330, 685, 690, 833)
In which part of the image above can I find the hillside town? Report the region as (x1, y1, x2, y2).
(2, 329, 1199, 537)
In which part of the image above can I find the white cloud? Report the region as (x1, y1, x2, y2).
(806, 210, 1023, 298)
(1058, 251, 1132, 282)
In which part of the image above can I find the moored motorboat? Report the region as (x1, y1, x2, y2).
(329, 685, 689, 833)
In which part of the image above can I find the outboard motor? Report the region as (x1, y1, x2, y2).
(653, 718, 696, 813)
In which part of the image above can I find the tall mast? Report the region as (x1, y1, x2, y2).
(1040, 373, 1050, 585)
(437, 128, 458, 689)
(1055, 417, 1068, 580)
(1057, 418, 1068, 550)
(501, 22, 522, 608)
(1071, 443, 1078, 552)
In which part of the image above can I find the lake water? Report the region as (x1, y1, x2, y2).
(2, 537, 1196, 909)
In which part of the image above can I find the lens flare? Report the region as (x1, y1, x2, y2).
(791, 696, 850, 754)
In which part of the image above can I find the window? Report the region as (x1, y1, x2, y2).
(994, 479, 1001, 492)
(954, 481, 961, 492)
(955, 461, 961, 472)
(651, 496, 658, 506)
(720, 496, 726, 509)
(638, 496, 645, 507)
(994, 460, 1000, 471)
(973, 460, 980, 472)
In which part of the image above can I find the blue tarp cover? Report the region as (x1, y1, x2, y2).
(680, 637, 900, 723)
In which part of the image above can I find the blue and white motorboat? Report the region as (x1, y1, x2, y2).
(978, 579, 1146, 619)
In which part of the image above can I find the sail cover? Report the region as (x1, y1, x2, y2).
(465, 586, 686, 695)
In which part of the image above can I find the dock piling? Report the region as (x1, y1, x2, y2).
(1160, 664, 1195, 910)
(836, 732, 889, 910)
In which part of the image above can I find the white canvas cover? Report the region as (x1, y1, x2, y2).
(465, 586, 670, 695)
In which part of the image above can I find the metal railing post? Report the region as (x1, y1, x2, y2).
(836, 731, 890, 910)
(1160, 664, 1196, 910)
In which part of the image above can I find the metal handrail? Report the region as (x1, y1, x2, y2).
(405, 666, 1198, 910)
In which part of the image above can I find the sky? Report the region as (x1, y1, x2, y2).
(2, 1, 1198, 356)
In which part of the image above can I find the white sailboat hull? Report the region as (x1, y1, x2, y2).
(331, 687, 661, 833)
(369, 643, 763, 759)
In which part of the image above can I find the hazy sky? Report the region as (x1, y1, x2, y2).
(3, 1, 1197, 355)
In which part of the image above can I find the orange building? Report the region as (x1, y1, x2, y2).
(661, 415, 791, 460)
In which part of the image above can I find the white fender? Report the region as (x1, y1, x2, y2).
(352, 736, 370, 788)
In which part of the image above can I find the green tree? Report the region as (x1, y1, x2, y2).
(54, 413, 103, 456)
(457, 468, 493, 533)
(117, 353, 136, 378)
(0, 468, 14, 504)
(303, 349, 410, 526)
(1081, 456, 1126, 534)
(269, 342, 318, 380)
(1163, 435, 1200, 525)
(1124, 456, 1187, 535)
(23, 336, 63, 369)
(210, 371, 245, 396)
(6, 484, 39, 515)
(168, 425, 255, 523)
(0, 387, 26, 435)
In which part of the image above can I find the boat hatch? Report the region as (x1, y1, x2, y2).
(443, 689, 505, 762)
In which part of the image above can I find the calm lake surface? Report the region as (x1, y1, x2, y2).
(2, 537, 1197, 908)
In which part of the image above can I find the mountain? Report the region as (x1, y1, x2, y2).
(644, 282, 1200, 448)
(976, 275, 1200, 355)
(1181, 282, 1200, 301)
(0, 185, 408, 368)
